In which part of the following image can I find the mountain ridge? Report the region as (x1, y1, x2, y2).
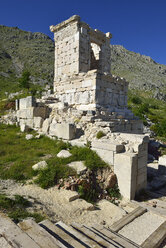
(0, 25, 166, 100)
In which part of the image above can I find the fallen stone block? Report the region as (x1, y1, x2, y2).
(25, 134, 34, 140)
(49, 123, 76, 140)
(32, 161, 48, 170)
(67, 161, 86, 175)
(57, 150, 72, 158)
(98, 199, 126, 222)
(62, 190, 79, 202)
(92, 140, 125, 153)
(20, 124, 30, 132)
(34, 117, 44, 129)
(42, 118, 51, 134)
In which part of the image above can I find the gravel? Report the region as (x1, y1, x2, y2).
(119, 211, 165, 245)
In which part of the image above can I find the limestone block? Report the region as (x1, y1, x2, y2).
(92, 140, 124, 153)
(24, 118, 34, 128)
(49, 123, 76, 140)
(114, 152, 138, 200)
(19, 96, 36, 110)
(20, 124, 30, 132)
(32, 161, 48, 171)
(82, 80, 92, 87)
(67, 161, 86, 174)
(17, 108, 34, 119)
(57, 150, 72, 158)
(92, 148, 114, 165)
(34, 117, 44, 129)
(42, 118, 51, 134)
(138, 155, 147, 169)
(33, 107, 50, 119)
(119, 133, 149, 144)
(25, 134, 34, 140)
(15, 99, 19, 110)
(158, 155, 166, 174)
(97, 200, 126, 222)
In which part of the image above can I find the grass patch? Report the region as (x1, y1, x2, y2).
(96, 131, 106, 139)
(128, 89, 166, 140)
(0, 194, 44, 223)
(0, 124, 108, 189)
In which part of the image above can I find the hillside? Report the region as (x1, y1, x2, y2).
(0, 25, 166, 101)
(0, 25, 54, 97)
(111, 45, 166, 100)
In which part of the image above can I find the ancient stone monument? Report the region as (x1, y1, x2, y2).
(10, 15, 149, 200)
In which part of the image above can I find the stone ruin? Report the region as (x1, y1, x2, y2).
(4, 15, 149, 200)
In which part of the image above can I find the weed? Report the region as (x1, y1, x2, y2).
(0, 194, 44, 223)
(96, 131, 106, 139)
(107, 184, 121, 199)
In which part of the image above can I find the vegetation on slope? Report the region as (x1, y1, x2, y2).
(128, 89, 166, 141)
(111, 45, 166, 97)
(0, 25, 54, 98)
(0, 194, 44, 223)
(0, 124, 108, 187)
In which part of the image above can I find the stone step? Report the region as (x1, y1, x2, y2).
(0, 212, 40, 248)
(131, 200, 166, 217)
(40, 219, 85, 248)
(0, 237, 13, 248)
(56, 221, 97, 248)
(110, 206, 147, 232)
(141, 221, 166, 248)
(18, 219, 60, 248)
(71, 222, 118, 247)
(91, 224, 140, 248)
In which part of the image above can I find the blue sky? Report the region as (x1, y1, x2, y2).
(1, 0, 166, 65)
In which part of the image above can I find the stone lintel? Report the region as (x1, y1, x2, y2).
(50, 15, 80, 33)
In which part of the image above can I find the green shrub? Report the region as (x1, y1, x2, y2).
(107, 184, 121, 205)
(0, 194, 44, 223)
(151, 119, 166, 137)
(96, 131, 106, 139)
(18, 71, 31, 90)
(131, 96, 142, 104)
(35, 163, 76, 189)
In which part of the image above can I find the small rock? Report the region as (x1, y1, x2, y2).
(21, 124, 30, 132)
(63, 190, 79, 202)
(104, 172, 117, 189)
(35, 134, 41, 139)
(25, 134, 34, 140)
(57, 150, 72, 158)
(67, 161, 86, 175)
(32, 161, 48, 171)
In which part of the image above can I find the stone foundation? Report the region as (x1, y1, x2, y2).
(10, 15, 149, 200)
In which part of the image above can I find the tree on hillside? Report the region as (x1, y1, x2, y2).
(18, 71, 31, 90)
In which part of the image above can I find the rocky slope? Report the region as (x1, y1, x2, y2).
(111, 45, 166, 100)
(0, 25, 54, 96)
(0, 25, 166, 99)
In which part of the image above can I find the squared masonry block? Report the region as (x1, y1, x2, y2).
(138, 155, 147, 169)
(34, 117, 44, 129)
(33, 107, 50, 119)
(23, 118, 34, 129)
(42, 118, 51, 134)
(91, 148, 114, 166)
(19, 96, 36, 110)
(17, 108, 35, 119)
(114, 152, 138, 200)
(49, 123, 76, 140)
(91, 140, 125, 153)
